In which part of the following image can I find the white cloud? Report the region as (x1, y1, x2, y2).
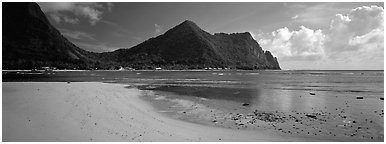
(348, 28, 383, 47)
(49, 13, 61, 23)
(288, 3, 349, 27)
(290, 26, 325, 59)
(38, 2, 112, 25)
(39, 2, 75, 12)
(106, 2, 114, 12)
(291, 15, 298, 20)
(76, 5, 102, 25)
(154, 24, 164, 36)
(325, 5, 384, 60)
(74, 41, 120, 52)
(49, 13, 79, 24)
(256, 26, 325, 61)
(255, 5, 383, 70)
(62, 15, 79, 24)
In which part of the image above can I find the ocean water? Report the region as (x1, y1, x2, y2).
(3, 70, 384, 140)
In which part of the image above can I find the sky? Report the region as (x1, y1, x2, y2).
(37, 2, 384, 70)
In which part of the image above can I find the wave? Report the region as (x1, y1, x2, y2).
(271, 87, 383, 94)
(273, 71, 383, 76)
(245, 73, 260, 75)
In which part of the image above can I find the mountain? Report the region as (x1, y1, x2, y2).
(102, 20, 281, 70)
(2, 2, 280, 70)
(2, 2, 98, 70)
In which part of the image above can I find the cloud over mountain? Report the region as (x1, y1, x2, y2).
(154, 24, 164, 37)
(257, 26, 325, 61)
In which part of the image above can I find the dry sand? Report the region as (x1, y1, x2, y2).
(3, 82, 328, 142)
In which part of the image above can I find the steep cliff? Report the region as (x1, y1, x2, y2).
(2, 2, 97, 69)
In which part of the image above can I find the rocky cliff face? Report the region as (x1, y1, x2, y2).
(106, 20, 281, 70)
(2, 2, 97, 69)
(3, 2, 280, 70)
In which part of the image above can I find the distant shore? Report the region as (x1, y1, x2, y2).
(3, 69, 383, 73)
(2, 69, 282, 72)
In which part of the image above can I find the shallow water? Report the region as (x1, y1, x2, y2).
(132, 70, 384, 111)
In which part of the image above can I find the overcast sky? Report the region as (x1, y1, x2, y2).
(38, 2, 384, 70)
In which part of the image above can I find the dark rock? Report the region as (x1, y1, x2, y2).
(242, 103, 250, 106)
(356, 96, 364, 99)
(305, 114, 317, 119)
(309, 92, 316, 95)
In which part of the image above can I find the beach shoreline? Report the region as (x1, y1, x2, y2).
(2, 82, 381, 142)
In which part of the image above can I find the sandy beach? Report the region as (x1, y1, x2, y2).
(1, 82, 328, 142)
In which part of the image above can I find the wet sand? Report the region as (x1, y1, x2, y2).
(2, 82, 324, 142)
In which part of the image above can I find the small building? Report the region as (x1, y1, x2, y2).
(125, 67, 135, 71)
(42, 66, 56, 71)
